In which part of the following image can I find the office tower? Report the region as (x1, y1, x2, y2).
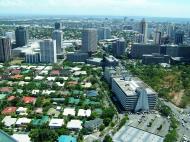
(82, 29, 97, 53)
(40, 39, 57, 63)
(175, 31, 184, 45)
(52, 30, 63, 54)
(5, 32, 15, 43)
(104, 67, 157, 112)
(55, 22, 62, 30)
(167, 24, 175, 39)
(139, 18, 148, 44)
(98, 27, 111, 40)
(154, 31, 162, 45)
(112, 39, 126, 58)
(0, 37, 11, 62)
(15, 26, 28, 47)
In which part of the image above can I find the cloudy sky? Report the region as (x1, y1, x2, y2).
(0, 0, 189, 18)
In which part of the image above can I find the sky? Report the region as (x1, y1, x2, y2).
(0, 0, 190, 18)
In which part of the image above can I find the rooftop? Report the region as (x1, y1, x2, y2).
(58, 135, 77, 142)
(77, 109, 91, 117)
(12, 134, 31, 142)
(113, 77, 157, 96)
(2, 116, 17, 127)
(49, 119, 64, 127)
(63, 108, 76, 116)
(16, 118, 31, 125)
(2, 107, 17, 115)
(0, 130, 17, 142)
(22, 96, 36, 104)
(32, 116, 49, 126)
(67, 120, 82, 129)
(113, 125, 164, 142)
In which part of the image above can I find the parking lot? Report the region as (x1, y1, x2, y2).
(128, 112, 170, 137)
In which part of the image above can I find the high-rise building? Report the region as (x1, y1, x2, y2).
(154, 31, 162, 45)
(112, 39, 126, 58)
(139, 18, 148, 44)
(0, 37, 11, 62)
(40, 39, 57, 63)
(82, 29, 97, 53)
(175, 31, 184, 45)
(5, 32, 15, 43)
(98, 27, 111, 40)
(55, 22, 62, 30)
(15, 26, 28, 47)
(52, 30, 63, 54)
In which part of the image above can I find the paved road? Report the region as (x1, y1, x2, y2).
(162, 99, 190, 141)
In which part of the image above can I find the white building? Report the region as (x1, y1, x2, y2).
(63, 108, 76, 116)
(2, 116, 17, 127)
(16, 118, 31, 126)
(52, 30, 63, 54)
(12, 134, 31, 142)
(16, 107, 28, 116)
(40, 39, 57, 63)
(67, 120, 82, 129)
(77, 109, 91, 117)
(49, 119, 64, 128)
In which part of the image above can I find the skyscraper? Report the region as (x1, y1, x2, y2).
(175, 31, 184, 45)
(0, 37, 11, 62)
(55, 22, 62, 30)
(5, 31, 15, 43)
(82, 29, 97, 53)
(154, 31, 162, 45)
(52, 30, 63, 54)
(40, 39, 57, 63)
(139, 18, 148, 44)
(112, 39, 126, 58)
(98, 27, 111, 40)
(15, 26, 28, 47)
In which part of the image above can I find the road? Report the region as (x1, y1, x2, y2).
(161, 99, 190, 142)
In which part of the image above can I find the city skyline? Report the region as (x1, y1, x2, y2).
(0, 0, 190, 18)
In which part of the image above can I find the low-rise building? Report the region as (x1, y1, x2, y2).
(84, 118, 103, 131)
(2, 116, 17, 127)
(16, 107, 28, 116)
(63, 108, 76, 116)
(12, 134, 31, 142)
(16, 118, 31, 126)
(67, 52, 89, 62)
(49, 119, 64, 129)
(77, 109, 91, 117)
(142, 53, 170, 65)
(67, 120, 82, 130)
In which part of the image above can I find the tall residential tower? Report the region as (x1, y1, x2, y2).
(40, 39, 57, 63)
(82, 29, 97, 53)
(139, 18, 148, 44)
(52, 30, 63, 54)
(0, 37, 11, 62)
(15, 26, 28, 47)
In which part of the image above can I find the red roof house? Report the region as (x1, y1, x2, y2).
(22, 96, 36, 104)
(2, 107, 17, 115)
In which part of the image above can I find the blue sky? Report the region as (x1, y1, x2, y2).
(0, 0, 190, 18)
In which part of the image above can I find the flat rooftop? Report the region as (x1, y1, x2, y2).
(113, 77, 157, 96)
(113, 125, 164, 142)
